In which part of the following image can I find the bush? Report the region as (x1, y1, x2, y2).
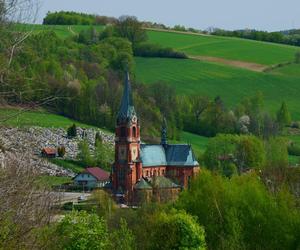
(62, 202, 73, 210)
(57, 146, 66, 157)
(67, 123, 77, 138)
(288, 144, 300, 156)
(134, 42, 187, 59)
(295, 51, 300, 63)
(291, 121, 300, 128)
(177, 170, 300, 250)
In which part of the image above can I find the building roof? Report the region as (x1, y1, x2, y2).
(140, 144, 167, 167)
(151, 176, 180, 189)
(117, 72, 137, 125)
(140, 144, 199, 167)
(134, 178, 152, 189)
(42, 147, 56, 155)
(82, 167, 110, 181)
(165, 144, 198, 166)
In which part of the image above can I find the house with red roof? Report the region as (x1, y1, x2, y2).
(74, 167, 110, 189)
(41, 147, 57, 158)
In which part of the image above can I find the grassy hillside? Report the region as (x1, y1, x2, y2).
(0, 107, 108, 130)
(13, 24, 104, 39)
(135, 57, 300, 120)
(16, 24, 299, 66)
(147, 30, 299, 65)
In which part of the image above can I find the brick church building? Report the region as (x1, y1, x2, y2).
(112, 72, 200, 204)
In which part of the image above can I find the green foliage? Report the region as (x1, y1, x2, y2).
(67, 123, 77, 138)
(77, 139, 94, 166)
(57, 146, 66, 157)
(94, 137, 113, 170)
(43, 11, 117, 26)
(204, 134, 266, 176)
(176, 170, 300, 250)
(277, 101, 291, 127)
(115, 16, 147, 47)
(149, 210, 206, 250)
(265, 137, 289, 169)
(212, 28, 300, 47)
(109, 219, 135, 250)
(77, 137, 113, 171)
(49, 211, 109, 250)
(91, 190, 117, 218)
(288, 143, 300, 156)
(134, 42, 187, 58)
(296, 51, 300, 63)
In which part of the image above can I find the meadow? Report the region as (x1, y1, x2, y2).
(0, 107, 108, 131)
(146, 30, 299, 65)
(134, 57, 300, 120)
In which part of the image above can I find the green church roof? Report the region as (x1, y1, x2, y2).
(134, 178, 152, 189)
(140, 144, 199, 167)
(151, 176, 180, 189)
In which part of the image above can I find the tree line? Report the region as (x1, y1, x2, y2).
(43, 11, 117, 25)
(212, 28, 300, 47)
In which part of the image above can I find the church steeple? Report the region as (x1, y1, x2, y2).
(161, 117, 168, 146)
(117, 71, 137, 125)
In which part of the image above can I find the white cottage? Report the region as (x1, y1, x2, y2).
(74, 167, 110, 189)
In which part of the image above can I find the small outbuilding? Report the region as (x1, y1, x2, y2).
(41, 147, 57, 158)
(74, 167, 110, 189)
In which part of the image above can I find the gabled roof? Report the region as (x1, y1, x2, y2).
(117, 72, 137, 124)
(42, 147, 56, 155)
(82, 167, 110, 181)
(140, 144, 199, 167)
(134, 178, 152, 189)
(165, 144, 199, 166)
(151, 176, 180, 189)
(140, 144, 167, 167)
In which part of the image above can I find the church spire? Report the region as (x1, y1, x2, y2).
(117, 71, 137, 125)
(161, 117, 168, 146)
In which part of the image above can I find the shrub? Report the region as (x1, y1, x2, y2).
(57, 146, 66, 157)
(67, 123, 77, 138)
(295, 51, 300, 63)
(291, 121, 300, 128)
(62, 202, 73, 210)
(288, 144, 300, 156)
(134, 42, 187, 59)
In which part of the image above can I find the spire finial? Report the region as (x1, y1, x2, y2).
(161, 116, 168, 146)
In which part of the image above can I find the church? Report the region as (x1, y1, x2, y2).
(112, 72, 200, 204)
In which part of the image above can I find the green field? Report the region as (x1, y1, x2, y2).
(147, 30, 299, 65)
(36, 175, 72, 188)
(16, 24, 300, 66)
(178, 131, 209, 156)
(135, 57, 300, 120)
(0, 107, 109, 131)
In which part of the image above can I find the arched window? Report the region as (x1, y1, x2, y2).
(132, 126, 137, 137)
(120, 127, 126, 137)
